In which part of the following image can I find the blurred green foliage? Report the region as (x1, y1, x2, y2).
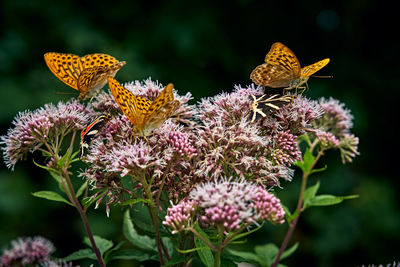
(0, 0, 398, 266)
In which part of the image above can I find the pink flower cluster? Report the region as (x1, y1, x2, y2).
(162, 199, 197, 234)
(0, 236, 55, 266)
(1, 99, 91, 170)
(313, 97, 359, 163)
(163, 179, 285, 234)
(271, 131, 301, 166)
(168, 130, 196, 157)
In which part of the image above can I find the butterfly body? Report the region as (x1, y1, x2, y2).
(80, 113, 111, 158)
(44, 52, 126, 100)
(250, 42, 329, 91)
(108, 77, 180, 137)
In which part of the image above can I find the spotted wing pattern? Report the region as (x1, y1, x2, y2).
(107, 77, 151, 127)
(108, 77, 180, 137)
(44, 52, 84, 89)
(44, 52, 125, 99)
(265, 42, 301, 76)
(300, 58, 330, 78)
(250, 42, 329, 90)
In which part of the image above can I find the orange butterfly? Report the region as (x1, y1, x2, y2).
(250, 42, 330, 92)
(44, 52, 126, 100)
(108, 77, 180, 137)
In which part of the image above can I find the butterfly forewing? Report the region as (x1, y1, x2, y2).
(265, 42, 301, 76)
(44, 52, 84, 90)
(44, 52, 125, 100)
(108, 77, 151, 127)
(108, 78, 180, 137)
(300, 58, 330, 78)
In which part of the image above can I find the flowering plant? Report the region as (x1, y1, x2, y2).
(1, 77, 359, 267)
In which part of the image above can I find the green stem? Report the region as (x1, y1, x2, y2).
(214, 226, 224, 267)
(140, 175, 169, 264)
(272, 150, 324, 267)
(188, 227, 217, 251)
(43, 138, 105, 267)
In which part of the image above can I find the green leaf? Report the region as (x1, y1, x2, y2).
(69, 150, 80, 161)
(32, 191, 72, 206)
(64, 248, 97, 261)
(227, 223, 263, 243)
(254, 243, 279, 267)
(83, 236, 113, 256)
(303, 181, 320, 202)
(76, 181, 88, 198)
(282, 204, 297, 224)
(310, 165, 327, 175)
(104, 241, 126, 263)
(279, 242, 298, 261)
(294, 148, 315, 173)
(121, 197, 154, 207)
(304, 194, 359, 209)
(82, 190, 107, 209)
(162, 254, 187, 266)
(224, 249, 260, 265)
(131, 216, 155, 234)
(123, 210, 157, 252)
(32, 158, 57, 172)
(57, 152, 69, 168)
(106, 249, 158, 262)
(194, 223, 214, 267)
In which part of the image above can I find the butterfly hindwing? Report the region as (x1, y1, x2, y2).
(251, 63, 298, 88)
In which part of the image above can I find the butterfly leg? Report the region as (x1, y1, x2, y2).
(295, 86, 307, 95)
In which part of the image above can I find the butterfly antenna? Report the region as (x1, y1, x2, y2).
(55, 91, 78, 96)
(311, 75, 333, 78)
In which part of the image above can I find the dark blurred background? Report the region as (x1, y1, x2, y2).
(0, 0, 398, 266)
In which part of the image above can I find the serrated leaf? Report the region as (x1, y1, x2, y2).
(194, 223, 214, 267)
(63, 248, 97, 261)
(32, 191, 72, 206)
(83, 236, 113, 256)
(123, 210, 157, 252)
